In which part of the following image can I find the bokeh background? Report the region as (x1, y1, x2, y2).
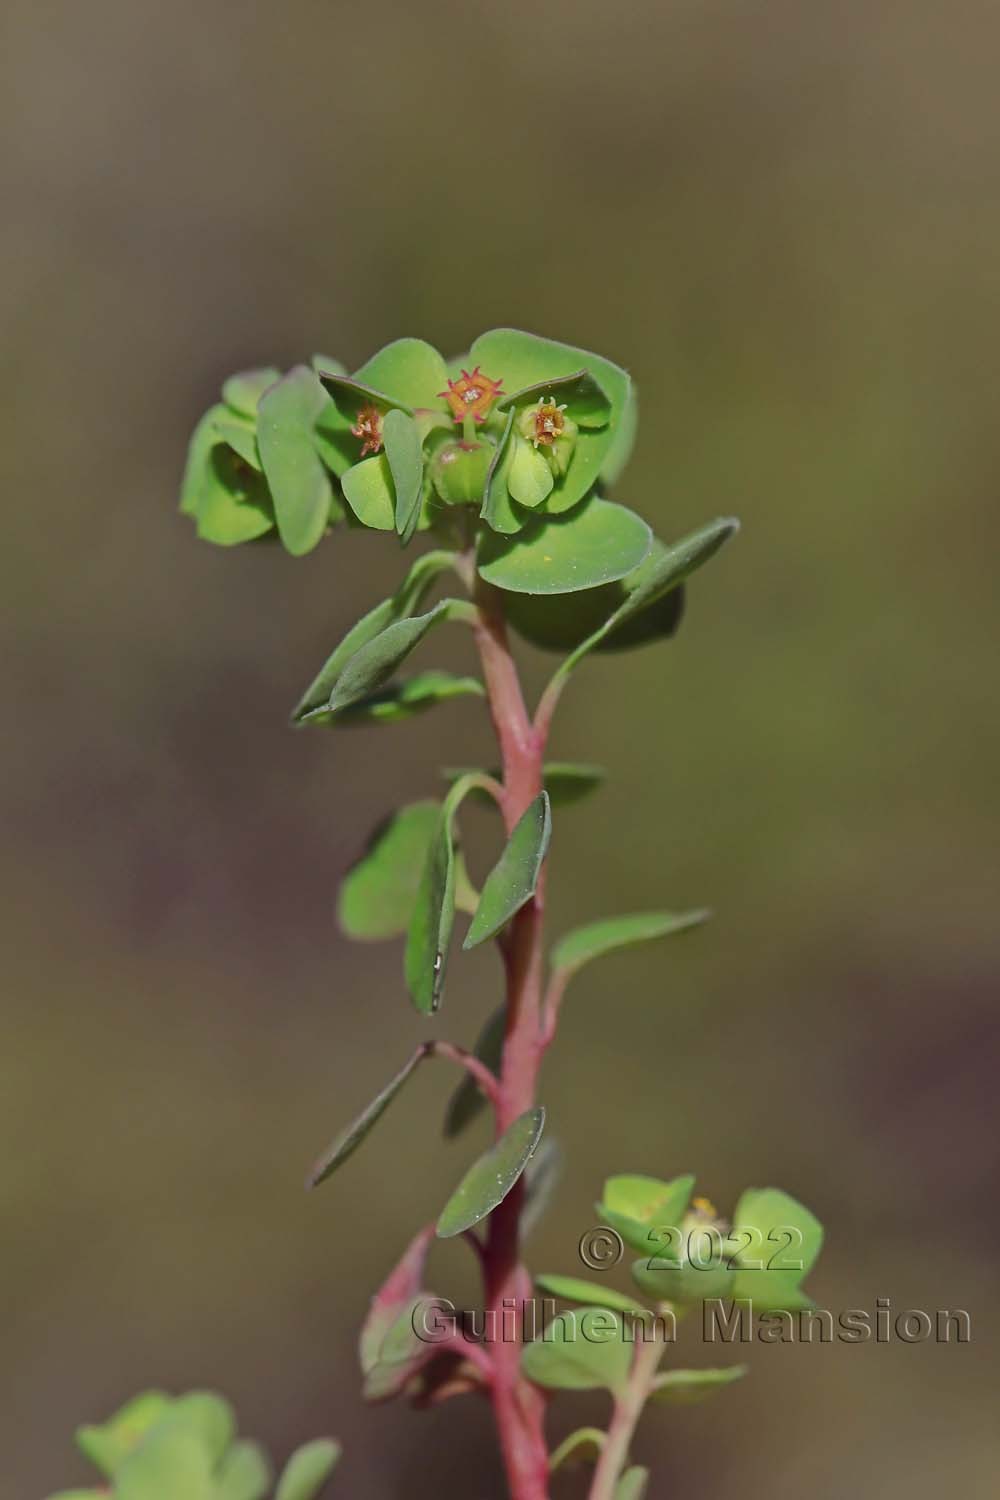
(3, 1, 998, 1495)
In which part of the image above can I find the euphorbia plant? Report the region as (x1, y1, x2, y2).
(50, 330, 824, 1500)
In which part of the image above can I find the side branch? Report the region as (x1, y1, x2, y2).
(587, 1324, 666, 1500)
(426, 1040, 501, 1109)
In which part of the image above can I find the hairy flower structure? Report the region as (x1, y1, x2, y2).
(522, 397, 568, 448)
(351, 403, 384, 457)
(438, 366, 504, 424)
(513, 396, 579, 484)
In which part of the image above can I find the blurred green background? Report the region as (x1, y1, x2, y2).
(3, 1, 997, 1495)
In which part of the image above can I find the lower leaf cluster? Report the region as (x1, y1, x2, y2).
(49, 1389, 340, 1500)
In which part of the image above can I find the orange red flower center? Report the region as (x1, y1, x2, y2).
(351, 404, 383, 457)
(438, 366, 504, 424)
(528, 398, 568, 447)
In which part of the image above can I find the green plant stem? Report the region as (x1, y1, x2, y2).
(471, 570, 551, 1500)
(586, 1327, 666, 1500)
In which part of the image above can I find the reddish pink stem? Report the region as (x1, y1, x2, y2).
(427, 1040, 501, 1108)
(471, 574, 552, 1500)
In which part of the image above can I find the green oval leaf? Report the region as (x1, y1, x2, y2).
(631, 1254, 735, 1305)
(437, 1106, 546, 1238)
(307, 1048, 425, 1188)
(352, 338, 449, 409)
(175, 410, 219, 518)
(477, 496, 651, 595)
(116, 1429, 215, 1500)
(275, 1439, 342, 1500)
(338, 801, 441, 941)
(650, 1365, 746, 1404)
(470, 330, 628, 416)
(291, 551, 452, 723)
(441, 763, 605, 809)
(548, 1427, 606, 1472)
(311, 354, 345, 376)
(257, 366, 334, 555)
(333, 671, 483, 725)
(730, 1187, 823, 1312)
(222, 367, 281, 417)
(561, 516, 738, 670)
(499, 369, 611, 429)
(551, 910, 710, 977)
(211, 410, 262, 470)
(404, 797, 458, 1016)
(602, 381, 638, 486)
(324, 602, 463, 717)
(401, 773, 488, 1013)
(470, 329, 630, 510)
(180, 410, 275, 544)
(166, 1391, 235, 1465)
(596, 1173, 695, 1257)
(520, 1307, 631, 1394)
(216, 1441, 272, 1500)
(507, 436, 554, 508)
(541, 763, 607, 806)
(341, 453, 396, 530)
(535, 1274, 647, 1317)
(317, 371, 411, 420)
(76, 1391, 173, 1477)
(443, 1005, 505, 1138)
(464, 792, 551, 949)
(198, 448, 275, 546)
(503, 539, 686, 654)
(481, 411, 526, 534)
(615, 1466, 650, 1499)
(382, 409, 424, 535)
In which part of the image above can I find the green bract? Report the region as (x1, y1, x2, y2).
(597, 1173, 696, 1257)
(521, 1309, 633, 1395)
(50, 1392, 339, 1500)
(180, 365, 345, 551)
(620, 1178, 824, 1311)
